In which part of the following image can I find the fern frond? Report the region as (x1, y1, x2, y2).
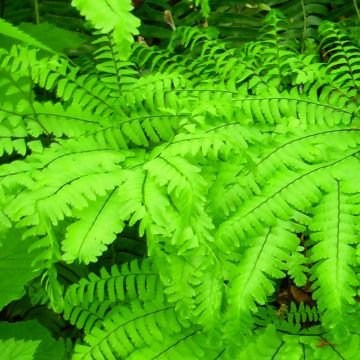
(251, 10, 300, 90)
(0, 46, 114, 116)
(169, 26, 217, 54)
(127, 326, 216, 360)
(0, 68, 43, 156)
(193, 263, 223, 329)
(65, 259, 161, 305)
(287, 302, 320, 326)
(226, 225, 300, 329)
(276, 0, 328, 51)
(30, 102, 105, 138)
(236, 325, 292, 359)
(308, 164, 360, 335)
(63, 299, 113, 333)
(62, 186, 130, 263)
(319, 21, 360, 95)
(215, 162, 319, 249)
(72, 0, 140, 60)
(2, 139, 126, 226)
(144, 153, 213, 252)
(29, 221, 64, 313)
(93, 33, 138, 92)
(162, 252, 215, 319)
(72, 300, 182, 360)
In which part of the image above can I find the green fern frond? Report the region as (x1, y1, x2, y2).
(72, 0, 140, 61)
(250, 10, 300, 90)
(161, 252, 219, 320)
(61, 185, 132, 263)
(193, 263, 223, 329)
(144, 154, 213, 251)
(63, 299, 113, 333)
(65, 259, 161, 305)
(234, 324, 360, 360)
(92, 33, 138, 92)
(29, 221, 64, 313)
(0, 46, 114, 116)
(319, 21, 360, 95)
(2, 139, 125, 225)
(169, 26, 217, 52)
(286, 302, 320, 326)
(276, 0, 328, 50)
(72, 300, 182, 360)
(308, 167, 360, 335)
(127, 326, 215, 360)
(226, 225, 301, 329)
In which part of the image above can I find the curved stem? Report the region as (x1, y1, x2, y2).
(354, 0, 360, 22)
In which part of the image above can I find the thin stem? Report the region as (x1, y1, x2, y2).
(300, 0, 307, 53)
(34, 0, 40, 24)
(354, 0, 360, 22)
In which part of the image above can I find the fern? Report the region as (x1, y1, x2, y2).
(64, 259, 161, 304)
(286, 302, 320, 326)
(72, 0, 140, 60)
(319, 20, 360, 96)
(308, 179, 359, 336)
(1, 3, 360, 360)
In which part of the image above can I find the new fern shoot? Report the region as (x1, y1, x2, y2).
(0, 0, 359, 359)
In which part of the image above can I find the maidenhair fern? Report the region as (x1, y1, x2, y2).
(0, 2, 360, 360)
